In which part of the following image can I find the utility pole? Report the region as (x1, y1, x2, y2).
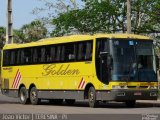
(127, 0, 131, 34)
(6, 0, 13, 44)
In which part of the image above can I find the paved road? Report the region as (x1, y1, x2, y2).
(0, 92, 160, 120)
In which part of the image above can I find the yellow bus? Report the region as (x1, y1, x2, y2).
(1, 34, 158, 107)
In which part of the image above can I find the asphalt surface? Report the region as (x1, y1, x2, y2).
(0, 91, 160, 120)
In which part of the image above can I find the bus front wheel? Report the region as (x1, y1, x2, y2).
(19, 87, 30, 104)
(88, 87, 98, 108)
(30, 87, 40, 105)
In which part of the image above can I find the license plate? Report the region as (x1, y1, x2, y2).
(134, 92, 142, 96)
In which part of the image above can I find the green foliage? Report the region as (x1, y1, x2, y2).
(13, 29, 25, 43)
(20, 20, 48, 43)
(49, 0, 160, 37)
(132, 0, 160, 34)
(0, 27, 6, 48)
(12, 20, 48, 43)
(32, 0, 80, 26)
(2, 0, 160, 44)
(51, 0, 126, 36)
(0, 20, 47, 45)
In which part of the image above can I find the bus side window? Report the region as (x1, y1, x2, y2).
(10, 50, 16, 65)
(24, 48, 31, 64)
(3, 50, 11, 66)
(64, 43, 75, 61)
(46, 46, 51, 62)
(56, 46, 61, 62)
(85, 42, 92, 60)
(20, 50, 25, 64)
(77, 41, 92, 61)
(16, 50, 21, 65)
(33, 48, 38, 63)
(77, 43, 84, 60)
(61, 45, 65, 62)
(51, 46, 56, 62)
(37, 47, 42, 63)
(41, 47, 46, 63)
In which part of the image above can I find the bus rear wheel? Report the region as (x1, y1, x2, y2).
(125, 100, 136, 108)
(30, 87, 40, 105)
(19, 87, 30, 104)
(88, 87, 98, 108)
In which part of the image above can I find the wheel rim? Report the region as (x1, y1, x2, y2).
(31, 91, 37, 102)
(20, 90, 25, 102)
(89, 91, 94, 103)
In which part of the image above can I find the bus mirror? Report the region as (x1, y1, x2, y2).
(156, 56, 159, 70)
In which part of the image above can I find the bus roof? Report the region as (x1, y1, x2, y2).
(94, 33, 151, 39)
(3, 33, 151, 50)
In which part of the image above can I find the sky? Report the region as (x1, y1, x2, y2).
(0, 0, 44, 29)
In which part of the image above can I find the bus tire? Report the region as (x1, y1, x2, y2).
(19, 87, 30, 104)
(65, 99, 75, 105)
(125, 100, 136, 108)
(30, 87, 40, 105)
(88, 87, 98, 108)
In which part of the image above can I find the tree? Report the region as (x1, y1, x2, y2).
(0, 20, 47, 45)
(0, 27, 6, 48)
(132, 0, 160, 35)
(51, 0, 127, 36)
(20, 20, 48, 43)
(13, 29, 25, 43)
(51, 0, 160, 37)
(33, 0, 160, 38)
(32, 0, 80, 29)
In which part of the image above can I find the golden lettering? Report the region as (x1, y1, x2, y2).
(42, 64, 80, 76)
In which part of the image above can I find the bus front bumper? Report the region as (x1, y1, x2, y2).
(96, 89, 158, 101)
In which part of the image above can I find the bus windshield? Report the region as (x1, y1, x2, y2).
(110, 39, 157, 82)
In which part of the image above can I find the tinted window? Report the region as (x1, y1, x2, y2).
(3, 51, 11, 66)
(77, 41, 92, 61)
(46, 46, 51, 62)
(64, 43, 75, 61)
(24, 48, 32, 64)
(32, 48, 38, 63)
(2, 40, 93, 66)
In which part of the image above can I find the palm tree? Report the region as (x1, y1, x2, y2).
(13, 29, 25, 43)
(21, 20, 48, 43)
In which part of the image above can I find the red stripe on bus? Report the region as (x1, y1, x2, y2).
(78, 78, 83, 89)
(15, 74, 21, 89)
(81, 80, 85, 89)
(12, 69, 19, 88)
(13, 71, 20, 88)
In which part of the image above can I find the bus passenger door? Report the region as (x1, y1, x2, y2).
(100, 52, 112, 84)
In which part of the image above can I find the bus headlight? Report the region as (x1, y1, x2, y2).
(150, 86, 158, 89)
(112, 85, 121, 89)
